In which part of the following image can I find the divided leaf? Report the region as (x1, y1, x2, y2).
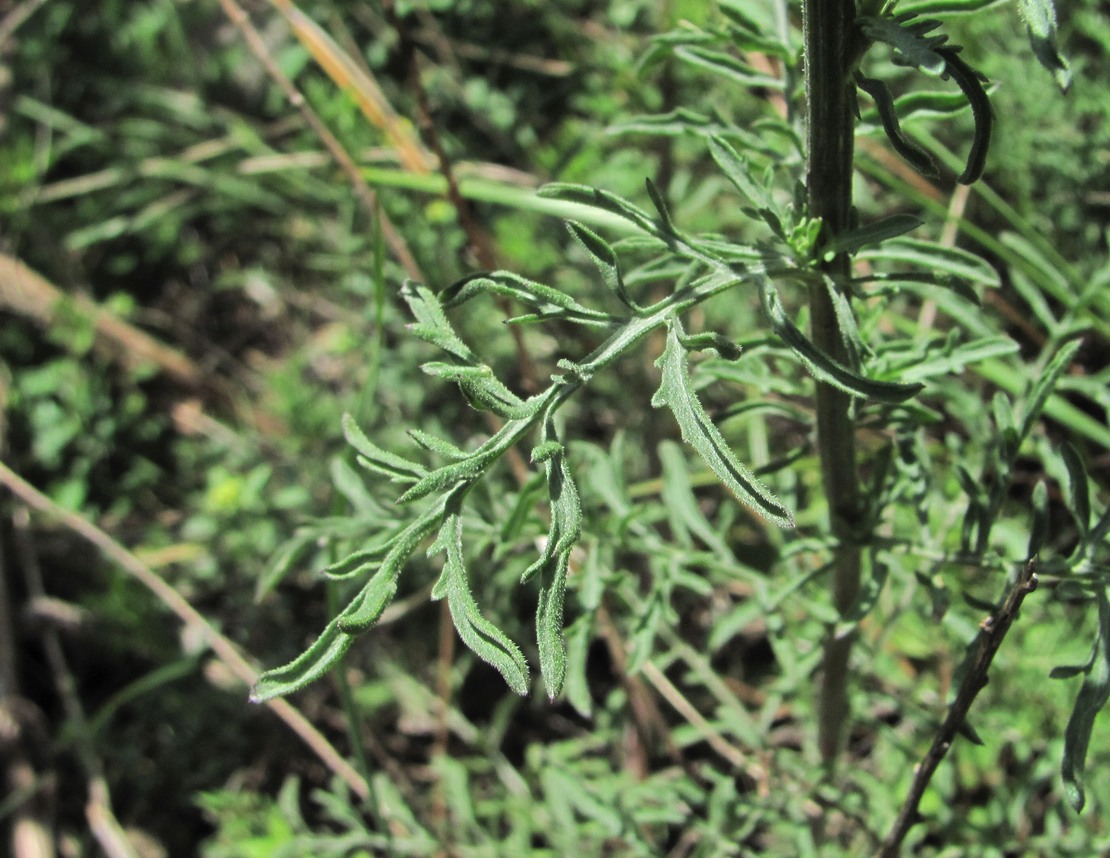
(401, 281, 476, 361)
(442, 271, 613, 327)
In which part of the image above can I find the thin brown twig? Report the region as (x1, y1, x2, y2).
(216, 0, 424, 282)
(877, 559, 1039, 857)
(0, 459, 370, 801)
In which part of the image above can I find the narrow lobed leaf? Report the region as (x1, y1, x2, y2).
(430, 514, 530, 695)
(651, 314, 795, 527)
(759, 279, 924, 402)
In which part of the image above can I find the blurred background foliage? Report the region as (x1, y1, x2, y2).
(0, 0, 1108, 854)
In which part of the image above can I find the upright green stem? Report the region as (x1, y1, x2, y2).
(803, 0, 864, 763)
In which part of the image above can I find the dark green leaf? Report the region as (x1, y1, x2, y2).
(1027, 480, 1049, 559)
(759, 279, 924, 402)
(1060, 442, 1092, 537)
(821, 213, 924, 257)
(855, 73, 941, 178)
(1062, 585, 1110, 811)
(859, 15, 948, 75)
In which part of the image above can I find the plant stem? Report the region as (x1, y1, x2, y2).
(877, 560, 1038, 856)
(803, 0, 864, 764)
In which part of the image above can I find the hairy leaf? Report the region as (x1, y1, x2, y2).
(400, 281, 477, 361)
(442, 271, 613, 327)
(250, 614, 355, 703)
(566, 221, 643, 312)
(652, 314, 795, 527)
(430, 514, 530, 695)
(523, 418, 582, 698)
(343, 413, 426, 484)
(1018, 0, 1071, 91)
(421, 362, 539, 420)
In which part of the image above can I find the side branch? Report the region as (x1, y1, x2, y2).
(877, 559, 1039, 857)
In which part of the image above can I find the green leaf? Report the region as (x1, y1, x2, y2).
(400, 281, 477, 361)
(1020, 339, 1082, 440)
(343, 413, 426, 484)
(250, 614, 356, 703)
(257, 531, 318, 600)
(857, 237, 1000, 288)
(430, 513, 530, 696)
(442, 271, 613, 327)
(821, 213, 924, 258)
(538, 183, 661, 236)
(336, 507, 445, 633)
(523, 416, 582, 698)
(938, 48, 992, 184)
(856, 73, 941, 179)
(707, 136, 785, 237)
(892, 335, 1018, 384)
(1018, 0, 1071, 91)
(421, 362, 538, 420)
(1062, 584, 1110, 812)
(1027, 480, 1049, 559)
(1060, 442, 1092, 537)
(859, 15, 948, 75)
(408, 429, 468, 460)
(677, 330, 743, 361)
(759, 279, 924, 403)
(651, 314, 794, 527)
(673, 45, 784, 88)
(565, 221, 643, 312)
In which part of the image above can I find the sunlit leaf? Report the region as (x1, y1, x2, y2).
(651, 314, 794, 527)
(430, 513, 530, 695)
(523, 416, 582, 698)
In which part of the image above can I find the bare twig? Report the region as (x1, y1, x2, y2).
(0, 460, 370, 801)
(877, 559, 1039, 857)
